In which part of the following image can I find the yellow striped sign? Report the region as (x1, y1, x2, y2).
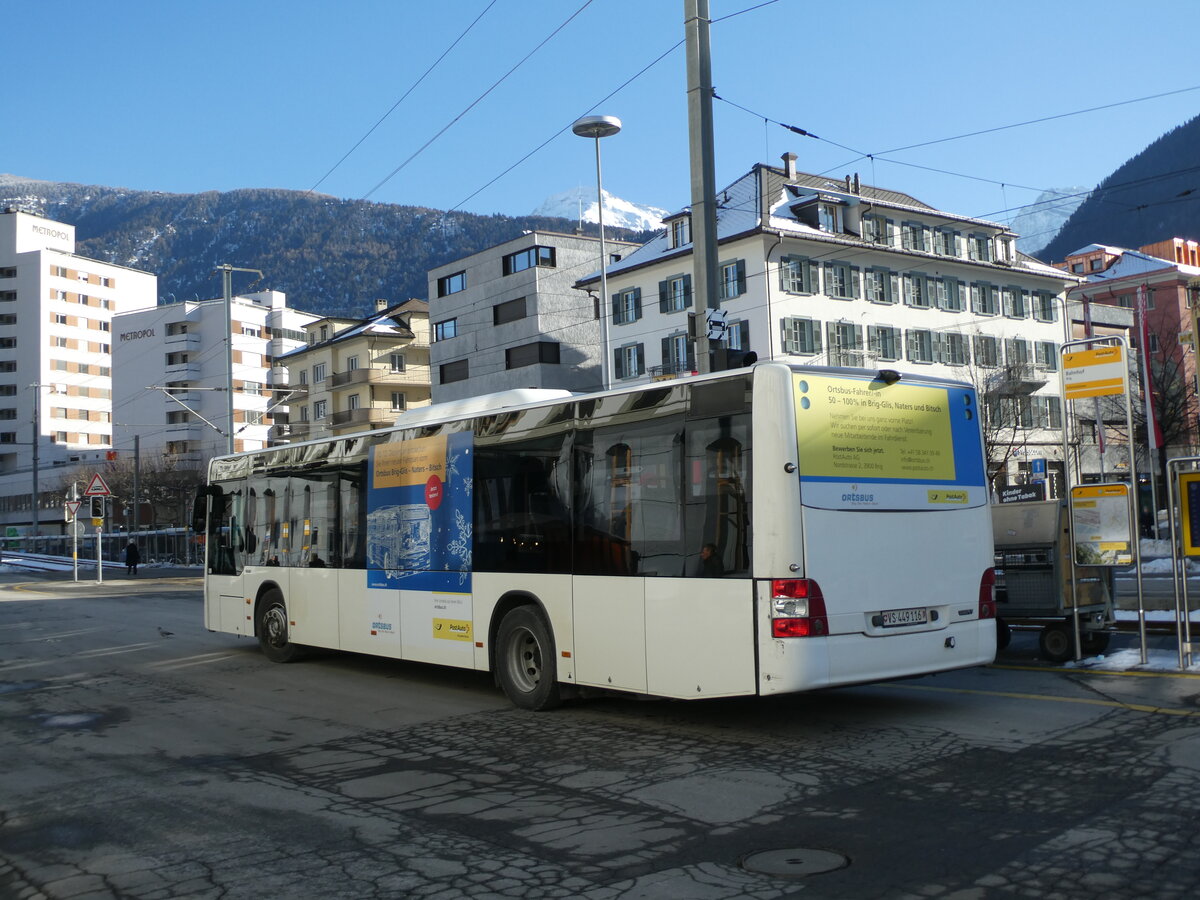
(1062, 345, 1126, 400)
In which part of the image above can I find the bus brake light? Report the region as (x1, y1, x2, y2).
(771, 579, 828, 638)
(978, 568, 997, 620)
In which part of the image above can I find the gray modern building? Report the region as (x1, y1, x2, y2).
(427, 231, 639, 402)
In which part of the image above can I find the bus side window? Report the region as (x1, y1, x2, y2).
(684, 416, 752, 576)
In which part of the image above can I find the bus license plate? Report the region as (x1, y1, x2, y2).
(881, 607, 928, 628)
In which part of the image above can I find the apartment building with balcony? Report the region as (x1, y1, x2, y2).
(112, 290, 317, 467)
(578, 154, 1080, 495)
(428, 231, 640, 402)
(279, 298, 432, 441)
(0, 208, 157, 535)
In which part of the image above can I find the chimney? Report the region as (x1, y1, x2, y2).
(853, 173, 860, 195)
(375, 298, 388, 312)
(781, 152, 797, 181)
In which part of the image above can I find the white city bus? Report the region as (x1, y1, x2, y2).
(196, 362, 996, 709)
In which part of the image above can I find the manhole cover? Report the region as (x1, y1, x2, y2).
(741, 848, 849, 878)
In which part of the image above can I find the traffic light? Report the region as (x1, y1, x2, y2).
(90, 497, 104, 519)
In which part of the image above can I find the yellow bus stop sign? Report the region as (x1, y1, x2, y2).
(1179, 473, 1200, 557)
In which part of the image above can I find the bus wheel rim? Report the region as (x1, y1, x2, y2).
(264, 606, 288, 648)
(506, 627, 541, 693)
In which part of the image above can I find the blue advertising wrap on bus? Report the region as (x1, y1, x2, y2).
(366, 431, 473, 592)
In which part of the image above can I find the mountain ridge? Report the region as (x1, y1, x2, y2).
(0, 176, 655, 318)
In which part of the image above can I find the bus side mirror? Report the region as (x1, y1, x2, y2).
(191, 493, 208, 533)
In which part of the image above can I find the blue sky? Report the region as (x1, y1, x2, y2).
(4, 0, 1198, 232)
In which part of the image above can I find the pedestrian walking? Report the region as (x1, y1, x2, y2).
(125, 541, 140, 577)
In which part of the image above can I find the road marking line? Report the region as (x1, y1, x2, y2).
(886, 682, 1200, 718)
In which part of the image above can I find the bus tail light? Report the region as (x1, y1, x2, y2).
(771, 579, 828, 638)
(978, 568, 997, 620)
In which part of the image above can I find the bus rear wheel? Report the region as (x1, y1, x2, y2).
(257, 589, 302, 663)
(496, 606, 561, 711)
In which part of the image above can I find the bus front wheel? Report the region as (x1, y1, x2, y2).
(257, 589, 302, 663)
(495, 606, 561, 711)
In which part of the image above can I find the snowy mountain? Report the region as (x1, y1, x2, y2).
(1011, 186, 1089, 255)
(532, 187, 669, 233)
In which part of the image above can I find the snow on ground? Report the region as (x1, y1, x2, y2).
(1063, 647, 1200, 674)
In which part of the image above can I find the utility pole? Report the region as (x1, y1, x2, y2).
(215, 265, 263, 456)
(685, 0, 720, 374)
(30, 383, 39, 537)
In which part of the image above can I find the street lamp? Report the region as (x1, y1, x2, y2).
(572, 114, 622, 391)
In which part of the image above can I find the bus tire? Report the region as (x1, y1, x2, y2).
(257, 589, 302, 663)
(495, 606, 561, 711)
(1038, 622, 1073, 663)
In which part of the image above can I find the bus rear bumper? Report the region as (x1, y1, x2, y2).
(758, 620, 996, 695)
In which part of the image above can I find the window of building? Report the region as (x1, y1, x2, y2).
(935, 332, 969, 366)
(506, 341, 560, 369)
(503, 246, 555, 275)
(906, 329, 934, 363)
(167, 410, 192, 424)
(613, 343, 645, 379)
(818, 202, 841, 233)
(659, 275, 691, 313)
(166, 352, 189, 365)
(934, 228, 959, 256)
(54, 313, 68, 324)
(346, 355, 359, 372)
(0, 268, 15, 278)
(1071, 262, 1084, 274)
(0, 433, 13, 443)
(902, 222, 927, 252)
(827, 321, 864, 366)
(867, 324, 901, 361)
(667, 216, 691, 249)
(1033, 292, 1057, 322)
(1090, 258, 1103, 271)
(0, 409, 16, 420)
(434, 318, 458, 341)
(348, 394, 360, 410)
(1032, 395, 1063, 429)
(658, 333, 692, 374)
(243, 381, 263, 395)
(299, 405, 310, 422)
(1006, 338, 1031, 366)
(391, 392, 406, 411)
(718, 260, 746, 300)
(969, 234, 991, 262)
(0, 315, 15, 325)
(903, 273, 930, 309)
(298, 369, 307, 385)
(864, 269, 895, 304)
(1004, 287, 1027, 318)
(440, 359, 469, 384)
(825, 261, 859, 300)
(613, 287, 641, 325)
(0, 362, 15, 372)
(971, 282, 998, 316)
(863, 215, 891, 245)
(313, 399, 328, 419)
(312, 363, 326, 383)
(0, 385, 14, 396)
(1035, 341, 1059, 370)
(437, 271, 467, 297)
(0, 291, 16, 303)
(779, 256, 815, 294)
(319, 324, 329, 341)
(974, 335, 1000, 367)
(389, 353, 406, 373)
(493, 297, 527, 325)
(781, 317, 821, 355)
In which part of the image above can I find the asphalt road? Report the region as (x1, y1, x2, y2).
(2, 573, 1199, 899)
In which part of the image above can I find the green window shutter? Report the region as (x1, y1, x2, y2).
(633, 288, 642, 321)
(659, 280, 669, 314)
(635, 344, 645, 375)
(683, 274, 693, 308)
(851, 267, 861, 299)
(611, 292, 621, 324)
(613, 348, 625, 379)
(735, 260, 746, 296)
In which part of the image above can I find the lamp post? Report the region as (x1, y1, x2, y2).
(572, 114, 621, 392)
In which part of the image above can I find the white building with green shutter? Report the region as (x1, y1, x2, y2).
(581, 153, 1081, 493)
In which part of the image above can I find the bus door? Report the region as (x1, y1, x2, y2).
(205, 482, 251, 635)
